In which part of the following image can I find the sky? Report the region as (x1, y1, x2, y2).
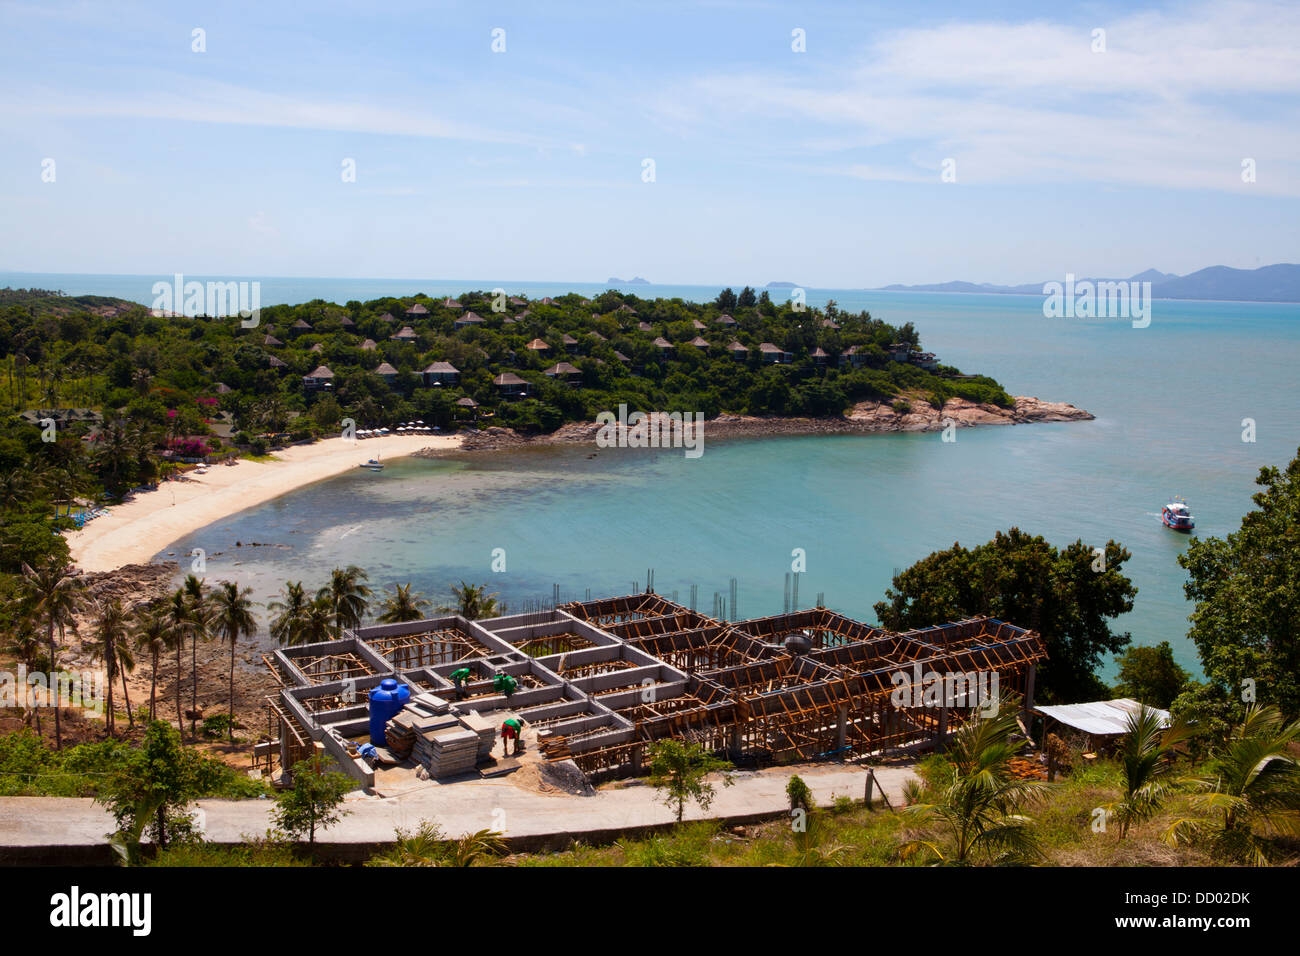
(1, 0, 1298, 287)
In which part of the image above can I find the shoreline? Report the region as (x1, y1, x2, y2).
(425, 395, 1095, 453)
(66, 395, 1089, 573)
(67, 434, 462, 573)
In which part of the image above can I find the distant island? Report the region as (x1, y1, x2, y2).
(875, 263, 1300, 303)
(766, 281, 799, 289)
(606, 276, 650, 285)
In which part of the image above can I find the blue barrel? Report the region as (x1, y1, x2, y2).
(368, 678, 411, 746)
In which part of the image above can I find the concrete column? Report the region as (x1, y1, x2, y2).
(836, 704, 848, 749)
(278, 716, 291, 776)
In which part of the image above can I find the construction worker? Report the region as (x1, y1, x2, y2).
(493, 672, 519, 700)
(500, 717, 524, 756)
(449, 666, 473, 699)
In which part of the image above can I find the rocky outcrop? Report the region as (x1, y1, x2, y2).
(77, 561, 179, 609)
(417, 396, 1093, 453)
(845, 395, 1093, 432)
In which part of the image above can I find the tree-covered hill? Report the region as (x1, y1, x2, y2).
(1, 285, 1011, 441)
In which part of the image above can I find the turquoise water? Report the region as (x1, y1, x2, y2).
(125, 286, 1300, 678)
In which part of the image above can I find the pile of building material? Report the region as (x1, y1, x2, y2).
(459, 712, 498, 760)
(383, 714, 417, 759)
(415, 727, 481, 777)
(386, 711, 458, 761)
(411, 692, 450, 714)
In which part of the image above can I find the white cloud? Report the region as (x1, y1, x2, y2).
(645, 0, 1300, 195)
(0, 75, 537, 147)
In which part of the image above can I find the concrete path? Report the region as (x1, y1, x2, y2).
(0, 762, 915, 858)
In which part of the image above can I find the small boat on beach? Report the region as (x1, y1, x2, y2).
(359, 456, 384, 471)
(1162, 496, 1194, 531)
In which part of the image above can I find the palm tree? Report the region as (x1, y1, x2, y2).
(161, 589, 193, 736)
(209, 580, 257, 741)
(317, 565, 371, 638)
(93, 598, 129, 736)
(94, 418, 135, 493)
(3, 619, 49, 734)
(254, 395, 290, 433)
(1165, 705, 1300, 863)
(377, 583, 431, 623)
(268, 581, 311, 646)
(446, 581, 501, 621)
(897, 705, 1045, 865)
(18, 561, 85, 749)
(300, 597, 337, 646)
(113, 627, 136, 729)
(133, 608, 168, 722)
(46, 465, 85, 520)
(1101, 704, 1192, 840)
(365, 823, 506, 867)
(0, 468, 30, 511)
(183, 574, 209, 739)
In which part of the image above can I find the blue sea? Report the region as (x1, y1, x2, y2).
(11, 273, 1297, 677)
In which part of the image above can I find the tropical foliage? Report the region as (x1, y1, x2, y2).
(874, 528, 1138, 702)
(897, 705, 1045, 865)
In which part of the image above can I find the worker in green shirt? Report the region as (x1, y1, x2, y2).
(493, 673, 519, 700)
(500, 717, 524, 756)
(449, 667, 473, 699)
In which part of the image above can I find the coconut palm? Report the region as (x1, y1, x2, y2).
(300, 597, 337, 646)
(115, 629, 136, 729)
(446, 581, 501, 621)
(254, 395, 291, 433)
(268, 581, 311, 646)
(377, 583, 431, 623)
(317, 565, 371, 638)
(133, 608, 169, 722)
(365, 823, 506, 867)
(92, 598, 129, 736)
(1100, 704, 1193, 840)
(209, 580, 257, 741)
(182, 574, 210, 738)
(897, 705, 1045, 865)
(445, 829, 508, 867)
(161, 588, 194, 736)
(94, 418, 135, 492)
(46, 466, 86, 521)
(18, 561, 85, 749)
(0, 468, 31, 510)
(3, 619, 49, 734)
(1165, 705, 1300, 863)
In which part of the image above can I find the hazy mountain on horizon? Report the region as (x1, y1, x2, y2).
(875, 263, 1300, 303)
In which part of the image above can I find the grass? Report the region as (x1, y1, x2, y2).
(0, 727, 270, 799)
(146, 836, 308, 867)
(506, 758, 1252, 867)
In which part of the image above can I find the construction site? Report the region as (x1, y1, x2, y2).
(258, 592, 1047, 789)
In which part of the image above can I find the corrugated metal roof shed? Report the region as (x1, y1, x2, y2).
(1034, 698, 1169, 736)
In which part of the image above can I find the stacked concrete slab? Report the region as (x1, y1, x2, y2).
(417, 728, 480, 777)
(459, 711, 498, 759)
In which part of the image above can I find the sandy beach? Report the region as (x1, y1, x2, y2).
(67, 435, 462, 573)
